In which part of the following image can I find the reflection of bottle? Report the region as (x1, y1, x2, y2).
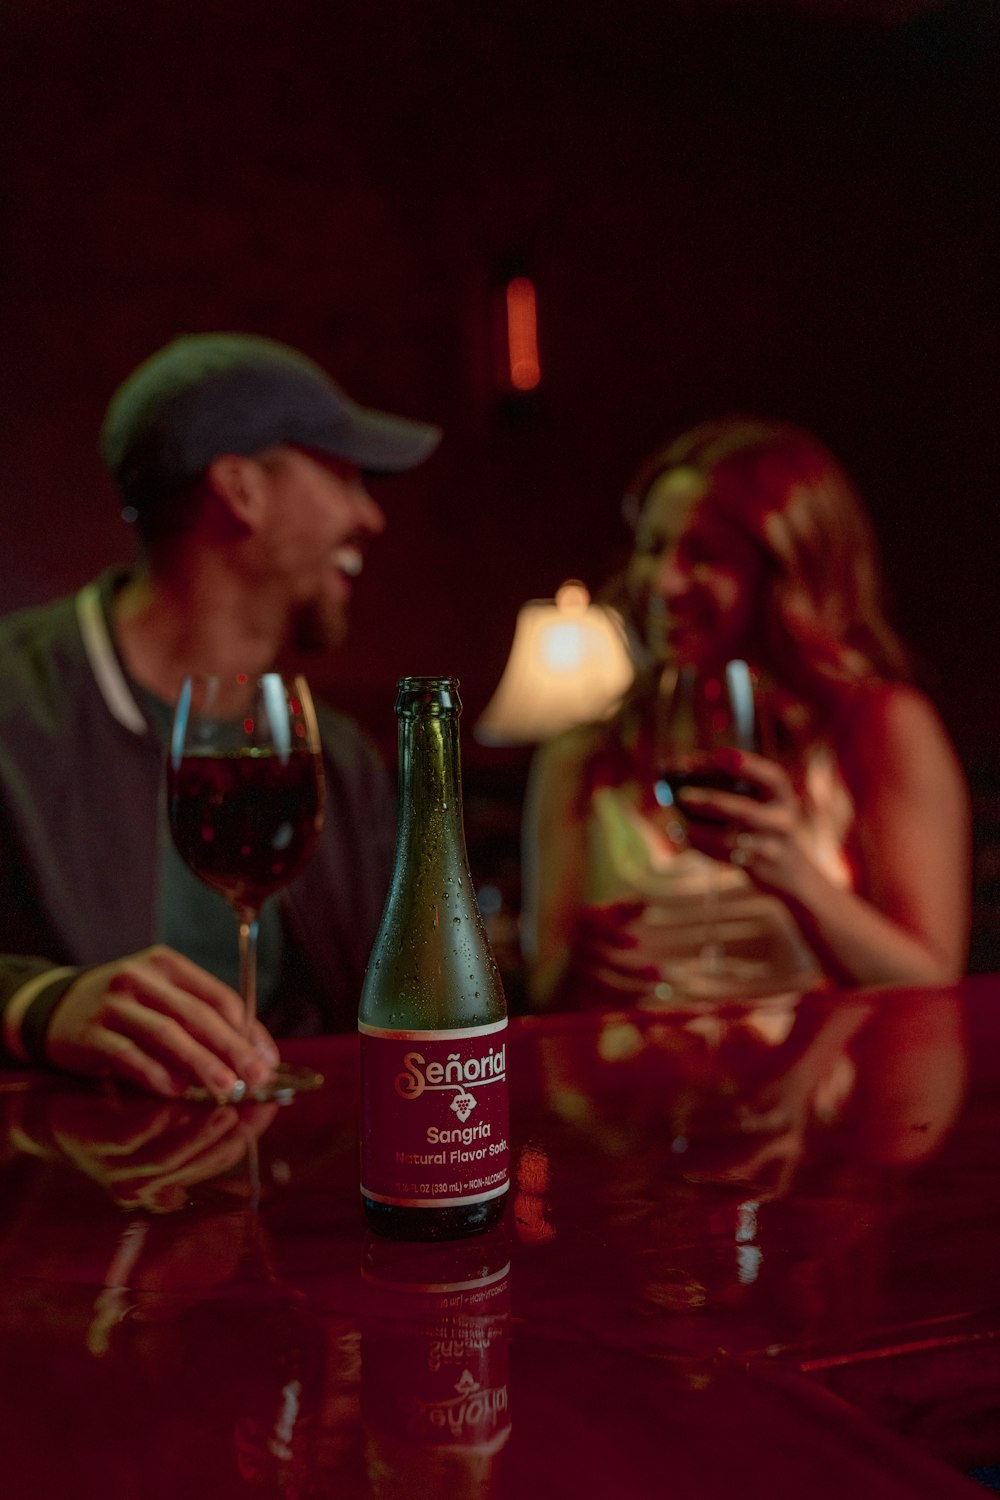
(230, 1287, 320, 1497)
(219, 1193, 325, 1497)
(359, 678, 509, 1241)
(360, 1229, 512, 1499)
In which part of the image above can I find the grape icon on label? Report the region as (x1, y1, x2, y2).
(451, 1091, 478, 1123)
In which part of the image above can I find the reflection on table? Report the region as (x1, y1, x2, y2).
(1, 976, 997, 1498)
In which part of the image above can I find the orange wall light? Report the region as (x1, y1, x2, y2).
(504, 276, 541, 391)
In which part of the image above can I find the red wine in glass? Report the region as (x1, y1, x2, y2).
(167, 673, 326, 1102)
(168, 748, 323, 910)
(654, 767, 766, 818)
(653, 658, 764, 808)
(651, 659, 771, 996)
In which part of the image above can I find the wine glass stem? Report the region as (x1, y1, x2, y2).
(702, 865, 722, 973)
(237, 907, 260, 1042)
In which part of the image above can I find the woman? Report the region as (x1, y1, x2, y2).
(522, 418, 970, 1010)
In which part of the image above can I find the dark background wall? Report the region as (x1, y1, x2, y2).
(3, 0, 998, 954)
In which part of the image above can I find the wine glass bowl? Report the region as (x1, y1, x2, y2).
(654, 761, 768, 830)
(167, 673, 326, 1102)
(653, 659, 766, 822)
(649, 659, 785, 1001)
(168, 734, 324, 911)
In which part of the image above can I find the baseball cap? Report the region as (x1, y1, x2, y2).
(100, 332, 443, 508)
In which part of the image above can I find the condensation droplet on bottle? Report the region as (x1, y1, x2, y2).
(453, 916, 461, 925)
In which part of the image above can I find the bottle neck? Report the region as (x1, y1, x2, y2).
(396, 711, 466, 849)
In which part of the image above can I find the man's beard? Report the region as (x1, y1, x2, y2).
(288, 594, 349, 656)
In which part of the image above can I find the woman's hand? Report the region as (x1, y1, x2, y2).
(674, 748, 816, 895)
(674, 682, 971, 988)
(570, 900, 665, 999)
(44, 946, 281, 1101)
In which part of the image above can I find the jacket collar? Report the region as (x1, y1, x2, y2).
(75, 575, 149, 735)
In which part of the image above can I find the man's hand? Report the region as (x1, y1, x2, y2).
(17, 1093, 278, 1212)
(44, 946, 280, 1100)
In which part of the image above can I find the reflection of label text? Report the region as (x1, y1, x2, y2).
(404, 1380, 510, 1443)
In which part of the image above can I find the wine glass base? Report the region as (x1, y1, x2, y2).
(183, 1062, 324, 1106)
(642, 954, 818, 1009)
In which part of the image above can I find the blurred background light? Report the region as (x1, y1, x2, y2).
(474, 580, 635, 745)
(504, 276, 541, 392)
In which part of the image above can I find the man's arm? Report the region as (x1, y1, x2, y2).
(1, 946, 282, 1100)
(1, 958, 79, 1063)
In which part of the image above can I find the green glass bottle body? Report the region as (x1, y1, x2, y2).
(359, 678, 509, 1241)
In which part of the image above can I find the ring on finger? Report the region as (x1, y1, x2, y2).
(730, 832, 756, 868)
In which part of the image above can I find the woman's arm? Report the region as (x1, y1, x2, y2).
(677, 685, 971, 986)
(833, 684, 970, 981)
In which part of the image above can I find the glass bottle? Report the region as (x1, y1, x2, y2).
(359, 677, 509, 1240)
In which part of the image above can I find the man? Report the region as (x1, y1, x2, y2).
(0, 332, 441, 1097)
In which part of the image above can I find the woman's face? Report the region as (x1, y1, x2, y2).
(628, 466, 765, 669)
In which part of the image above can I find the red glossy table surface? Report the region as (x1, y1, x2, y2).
(3, 977, 999, 1498)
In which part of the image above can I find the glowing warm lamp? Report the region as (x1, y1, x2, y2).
(474, 581, 635, 745)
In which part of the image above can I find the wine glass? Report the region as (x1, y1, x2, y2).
(649, 658, 772, 999)
(167, 672, 326, 1101)
(653, 657, 763, 809)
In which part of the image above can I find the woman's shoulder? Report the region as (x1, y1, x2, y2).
(835, 679, 964, 800)
(844, 678, 947, 741)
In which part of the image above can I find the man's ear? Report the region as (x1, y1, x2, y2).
(204, 454, 267, 529)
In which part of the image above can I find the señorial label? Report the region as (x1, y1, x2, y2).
(360, 1020, 509, 1208)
